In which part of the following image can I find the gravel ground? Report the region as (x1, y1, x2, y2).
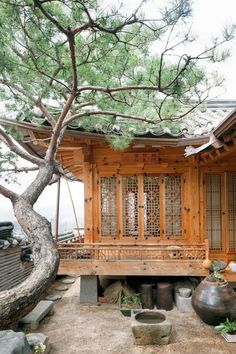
(37, 277, 236, 354)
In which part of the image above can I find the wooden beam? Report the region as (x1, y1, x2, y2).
(58, 259, 208, 276)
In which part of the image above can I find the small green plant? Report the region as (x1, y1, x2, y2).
(121, 292, 140, 305)
(210, 261, 225, 284)
(34, 343, 46, 354)
(215, 318, 236, 334)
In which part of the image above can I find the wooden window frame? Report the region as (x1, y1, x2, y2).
(99, 173, 184, 242)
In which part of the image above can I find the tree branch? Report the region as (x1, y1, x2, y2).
(0, 183, 19, 202)
(0, 126, 44, 166)
(1, 166, 39, 173)
(64, 109, 156, 127)
(0, 78, 56, 126)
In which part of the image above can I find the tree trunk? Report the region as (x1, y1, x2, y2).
(0, 164, 60, 327)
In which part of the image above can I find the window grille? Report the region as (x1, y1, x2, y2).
(101, 177, 117, 237)
(228, 173, 236, 251)
(206, 175, 222, 250)
(143, 176, 160, 237)
(165, 176, 182, 237)
(122, 176, 138, 237)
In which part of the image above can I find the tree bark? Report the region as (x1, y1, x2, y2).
(0, 164, 60, 327)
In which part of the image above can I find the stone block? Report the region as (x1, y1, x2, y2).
(0, 330, 32, 354)
(19, 300, 54, 330)
(26, 333, 51, 354)
(175, 292, 193, 313)
(131, 310, 172, 345)
(80, 275, 98, 304)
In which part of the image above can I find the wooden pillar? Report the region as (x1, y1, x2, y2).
(188, 161, 200, 242)
(83, 145, 93, 244)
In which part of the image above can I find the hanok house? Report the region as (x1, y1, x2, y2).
(2, 100, 236, 299)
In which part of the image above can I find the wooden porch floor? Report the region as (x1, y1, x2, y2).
(57, 242, 209, 276)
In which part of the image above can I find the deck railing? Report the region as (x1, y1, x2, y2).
(58, 241, 208, 262)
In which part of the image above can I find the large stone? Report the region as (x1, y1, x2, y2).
(26, 333, 51, 354)
(19, 301, 54, 330)
(131, 310, 172, 345)
(0, 330, 32, 354)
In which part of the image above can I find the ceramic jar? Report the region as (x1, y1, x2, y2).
(192, 278, 236, 325)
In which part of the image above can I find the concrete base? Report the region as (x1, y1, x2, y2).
(175, 292, 193, 313)
(80, 275, 98, 304)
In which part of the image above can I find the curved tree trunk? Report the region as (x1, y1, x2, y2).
(0, 164, 60, 327)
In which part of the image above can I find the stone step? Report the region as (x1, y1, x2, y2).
(19, 301, 54, 330)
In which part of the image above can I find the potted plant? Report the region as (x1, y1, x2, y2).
(192, 262, 236, 325)
(215, 318, 236, 342)
(119, 292, 141, 317)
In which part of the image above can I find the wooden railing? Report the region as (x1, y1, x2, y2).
(58, 241, 208, 262)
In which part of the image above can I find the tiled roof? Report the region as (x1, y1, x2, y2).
(66, 100, 236, 138)
(0, 222, 29, 250)
(180, 101, 236, 138)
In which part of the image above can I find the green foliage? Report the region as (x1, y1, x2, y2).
(33, 343, 46, 354)
(215, 318, 236, 334)
(121, 292, 141, 305)
(0, 0, 234, 151)
(210, 260, 225, 284)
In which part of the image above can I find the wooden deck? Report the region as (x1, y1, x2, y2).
(58, 242, 209, 276)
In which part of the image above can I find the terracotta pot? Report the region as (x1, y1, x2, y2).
(192, 278, 236, 325)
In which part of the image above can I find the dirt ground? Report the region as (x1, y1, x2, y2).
(37, 277, 236, 354)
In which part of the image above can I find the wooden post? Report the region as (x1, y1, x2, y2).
(84, 162, 93, 243)
(55, 177, 61, 242)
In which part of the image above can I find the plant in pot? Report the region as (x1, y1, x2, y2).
(192, 261, 236, 325)
(119, 292, 141, 317)
(215, 318, 236, 342)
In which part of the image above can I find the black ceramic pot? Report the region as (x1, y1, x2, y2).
(192, 278, 236, 325)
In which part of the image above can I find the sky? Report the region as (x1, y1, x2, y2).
(1, 0, 236, 232)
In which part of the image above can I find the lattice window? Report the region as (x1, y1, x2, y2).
(206, 174, 222, 250)
(228, 173, 236, 251)
(122, 176, 138, 237)
(165, 175, 182, 237)
(101, 177, 117, 237)
(143, 176, 160, 237)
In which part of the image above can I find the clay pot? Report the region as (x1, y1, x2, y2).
(192, 278, 236, 325)
(202, 258, 212, 270)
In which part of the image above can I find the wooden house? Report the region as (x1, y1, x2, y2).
(2, 100, 236, 286)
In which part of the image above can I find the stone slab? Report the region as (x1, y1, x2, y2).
(80, 275, 98, 304)
(54, 285, 68, 291)
(62, 278, 75, 284)
(19, 301, 54, 330)
(45, 294, 62, 301)
(26, 333, 51, 354)
(0, 330, 32, 354)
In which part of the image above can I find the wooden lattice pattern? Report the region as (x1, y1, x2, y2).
(101, 177, 117, 237)
(58, 243, 207, 261)
(228, 173, 236, 250)
(206, 174, 222, 250)
(143, 176, 160, 237)
(122, 176, 138, 237)
(165, 176, 182, 237)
